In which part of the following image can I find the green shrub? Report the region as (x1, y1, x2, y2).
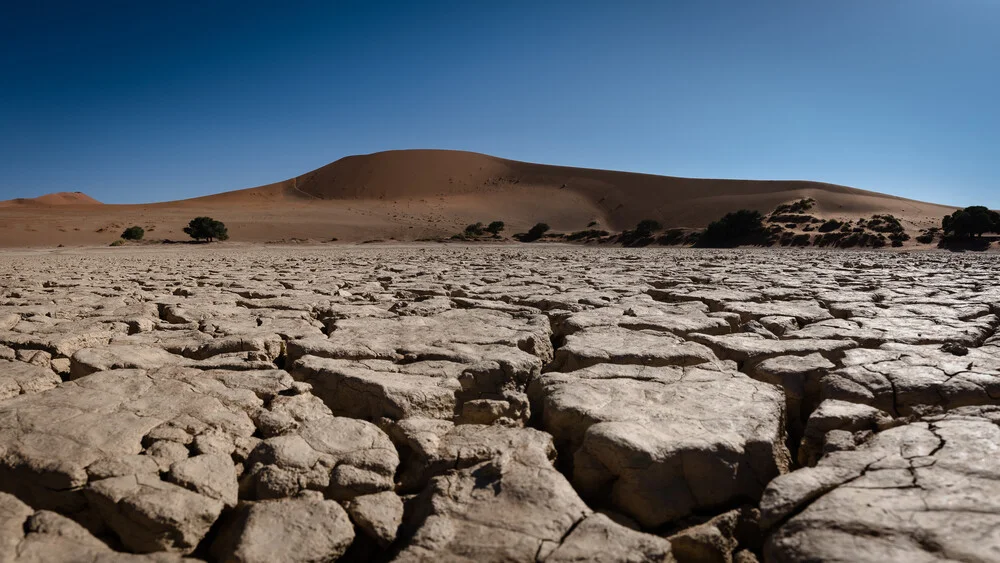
(942, 206, 1000, 238)
(109, 239, 125, 247)
(771, 198, 815, 215)
(866, 214, 905, 234)
(818, 219, 842, 233)
(183, 217, 229, 242)
(121, 226, 144, 241)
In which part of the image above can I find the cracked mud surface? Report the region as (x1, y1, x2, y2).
(1, 245, 1000, 562)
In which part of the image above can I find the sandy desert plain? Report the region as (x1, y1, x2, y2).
(2, 152, 1000, 562)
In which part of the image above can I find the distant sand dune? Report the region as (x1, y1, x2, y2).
(0, 191, 103, 207)
(0, 149, 955, 247)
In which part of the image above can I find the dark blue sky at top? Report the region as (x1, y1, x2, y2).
(1, 1, 997, 205)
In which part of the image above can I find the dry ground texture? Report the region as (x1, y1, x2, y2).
(1, 245, 1000, 562)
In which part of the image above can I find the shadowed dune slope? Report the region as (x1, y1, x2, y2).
(190, 149, 954, 228)
(0, 149, 955, 246)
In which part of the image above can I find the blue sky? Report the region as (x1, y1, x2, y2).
(1, 1, 998, 206)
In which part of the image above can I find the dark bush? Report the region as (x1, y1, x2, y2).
(792, 234, 812, 247)
(566, 229, 609, 241)
(698, 209, 765, 247)
(617, 219, 663, 247)
(464, 222, 485, 236)
(771, 198, 815, 215)
(814, 232, 845, 247)
(768, 214, 814, 224)
(121, 226, 144, 241)
(634, 219, 662, 238)
(818, 219, 842, 233)
(516, 223, 551, 242)
(942, 206, 1000, 238)
(183, 217, 229, 242)
(486, 221, 505, 236)
(866, 214, 905, 234)
(657, 229, 687, 245)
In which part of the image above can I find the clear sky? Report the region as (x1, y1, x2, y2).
(1, 1, 997, 206)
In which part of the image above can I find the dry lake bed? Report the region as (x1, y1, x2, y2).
(2, 245, 1000, 562)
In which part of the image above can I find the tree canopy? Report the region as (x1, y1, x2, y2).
(486, 221, 505, 235)
(942, 206, 1000, 238)
(699, 209, 765, 247)
(120, 226, 144, 241)
(516, 222, 550, 242)
(183, 217, 229, 242)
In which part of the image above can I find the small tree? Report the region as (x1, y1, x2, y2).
(516, 222, 551, 242)
(527, 222, 550, 238)
(634, 219, 662, 238)
(183, 217, 229, 242)
(943, 206, 1000, 238)
(464, 222, 485, 236)
(120, 226, 145, 241)
(486, 221, 505, 236)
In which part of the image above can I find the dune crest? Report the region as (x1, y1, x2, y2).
(0, 149, 955, 247)
(0, 191, 102, 207)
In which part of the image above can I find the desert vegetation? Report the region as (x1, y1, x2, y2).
(120, 226, 145, 241)
(486, 221, 505, 236)
(619, 219, 663, 247)
(464, 222, 485, 236)
(515, 222, 551, 242)
(452, 220, 506, 240)
(183, 217, 229, 242)
(698, 209, 766, 247)
(942, 206, 1000, 238)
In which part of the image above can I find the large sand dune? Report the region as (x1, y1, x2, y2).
(0, 149, 954, 247)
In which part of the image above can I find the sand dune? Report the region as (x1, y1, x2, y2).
(0, 191, 103, 207)
(0, 149, 955, 247)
